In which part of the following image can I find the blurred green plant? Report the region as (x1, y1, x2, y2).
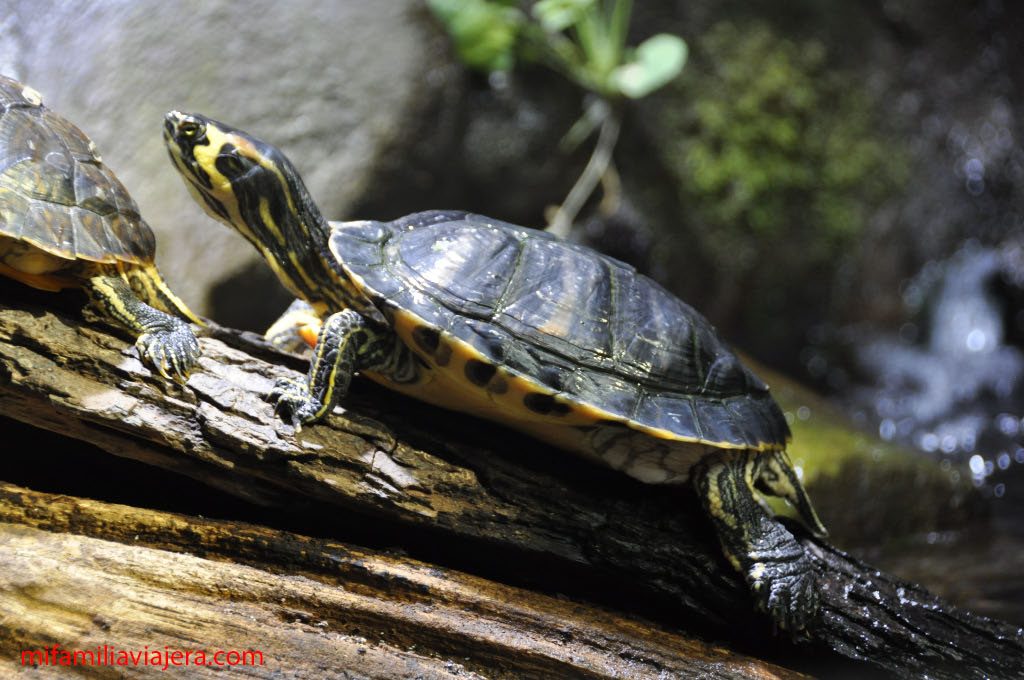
(427, 0, 687, 235)
(656, 21, 906, 327)
(428, 0, 686, 99)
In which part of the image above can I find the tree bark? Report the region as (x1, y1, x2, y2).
(0, 482, 802, 679)
(0, 289, 1021, 679)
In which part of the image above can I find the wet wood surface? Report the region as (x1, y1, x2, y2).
(0, 292, 1021, 678)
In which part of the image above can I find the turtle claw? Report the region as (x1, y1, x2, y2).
(748, 544, 819, 634)
(268, 377, 323, 429)
(136, 317, 200, 383)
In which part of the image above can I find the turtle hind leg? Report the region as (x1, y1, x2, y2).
(264, 298, 323, 353)
(692, 450, 819, 633)
(756, 449, 828, 538)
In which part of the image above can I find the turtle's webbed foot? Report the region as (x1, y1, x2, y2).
(268, 377, 323, 429)
(745, 531, 819, 633)
(137, 316, 200, 382)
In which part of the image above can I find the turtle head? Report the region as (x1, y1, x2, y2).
(164, 111, 334, 302)
(164, 111, 297, 236)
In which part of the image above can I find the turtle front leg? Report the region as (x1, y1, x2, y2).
(85, 274, 200, 382)
(691, 450, 819, 633)
(122, 263, 205, 327)
(268, 308, 414, 428)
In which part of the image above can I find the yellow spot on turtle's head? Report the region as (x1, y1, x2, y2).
(163, 111, 288, 243)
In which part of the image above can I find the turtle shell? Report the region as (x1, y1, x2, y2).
(333, 211, 790, 451)
(0, 74, 154, 265)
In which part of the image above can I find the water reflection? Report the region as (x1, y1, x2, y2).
(848, 245, 1024, 477)
(831, 242, 1024, 623)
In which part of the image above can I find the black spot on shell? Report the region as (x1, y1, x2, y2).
(537, 365, 565, 390)
(434, 343, 452, 367)
(412, 326, 440, 353)
(524, 393, 571, 416)
(464, 359, 496, 387)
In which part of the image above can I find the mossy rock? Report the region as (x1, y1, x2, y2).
(642, 20, 908, 359)
(750, 359, 985, 547)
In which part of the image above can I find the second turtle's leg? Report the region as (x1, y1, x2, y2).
(691, 450, 818, 632)
(269, 308, 415, 427)
(84, 273, 200, 381)
(264, 298, 323, 353)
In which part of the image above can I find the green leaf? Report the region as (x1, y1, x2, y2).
(428, 0, 525, 72)
(611, 34, 687, 98)
(532, 0, 595, 33)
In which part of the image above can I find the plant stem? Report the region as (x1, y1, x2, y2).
(547, 100, 621, 238)
(609, 0, 633, 68)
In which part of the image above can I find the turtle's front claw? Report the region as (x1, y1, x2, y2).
(268, 377, 323, 429)
(137, 318, 200, 383)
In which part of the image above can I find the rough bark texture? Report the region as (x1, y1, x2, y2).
(0, 482, 801, 679)
(0, 289, 1022, 678)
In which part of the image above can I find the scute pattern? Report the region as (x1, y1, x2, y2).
(334, 211, 790, 449)
(0, 74, 154, 265)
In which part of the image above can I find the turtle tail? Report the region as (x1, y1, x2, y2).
(121, 263, 204, 327)
(755, 449, 827, 538)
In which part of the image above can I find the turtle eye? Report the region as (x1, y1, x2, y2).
(178, 119, 201, 138)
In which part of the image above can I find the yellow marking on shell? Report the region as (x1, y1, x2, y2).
(378, 308, 594, 419)
(0, 236, 77, 289)
(572, 397, 779, 451)
(0, 242, 68, 275)
(0, 260, 76, 291)
(367, 307, 782, 454)
(535, 289, 576, 338)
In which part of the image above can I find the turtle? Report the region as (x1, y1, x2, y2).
(0, 75, 200, 381)
(164, 110, 828, 632)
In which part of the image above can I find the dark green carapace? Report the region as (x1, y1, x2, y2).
(164, 111, 827, 633)
(0, 74, 200, 381)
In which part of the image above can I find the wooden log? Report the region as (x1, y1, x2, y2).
(0, 288, 1021, 678)
(0, 482, 802, 679)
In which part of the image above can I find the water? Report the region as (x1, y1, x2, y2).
(827, 243, 1024, 624)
